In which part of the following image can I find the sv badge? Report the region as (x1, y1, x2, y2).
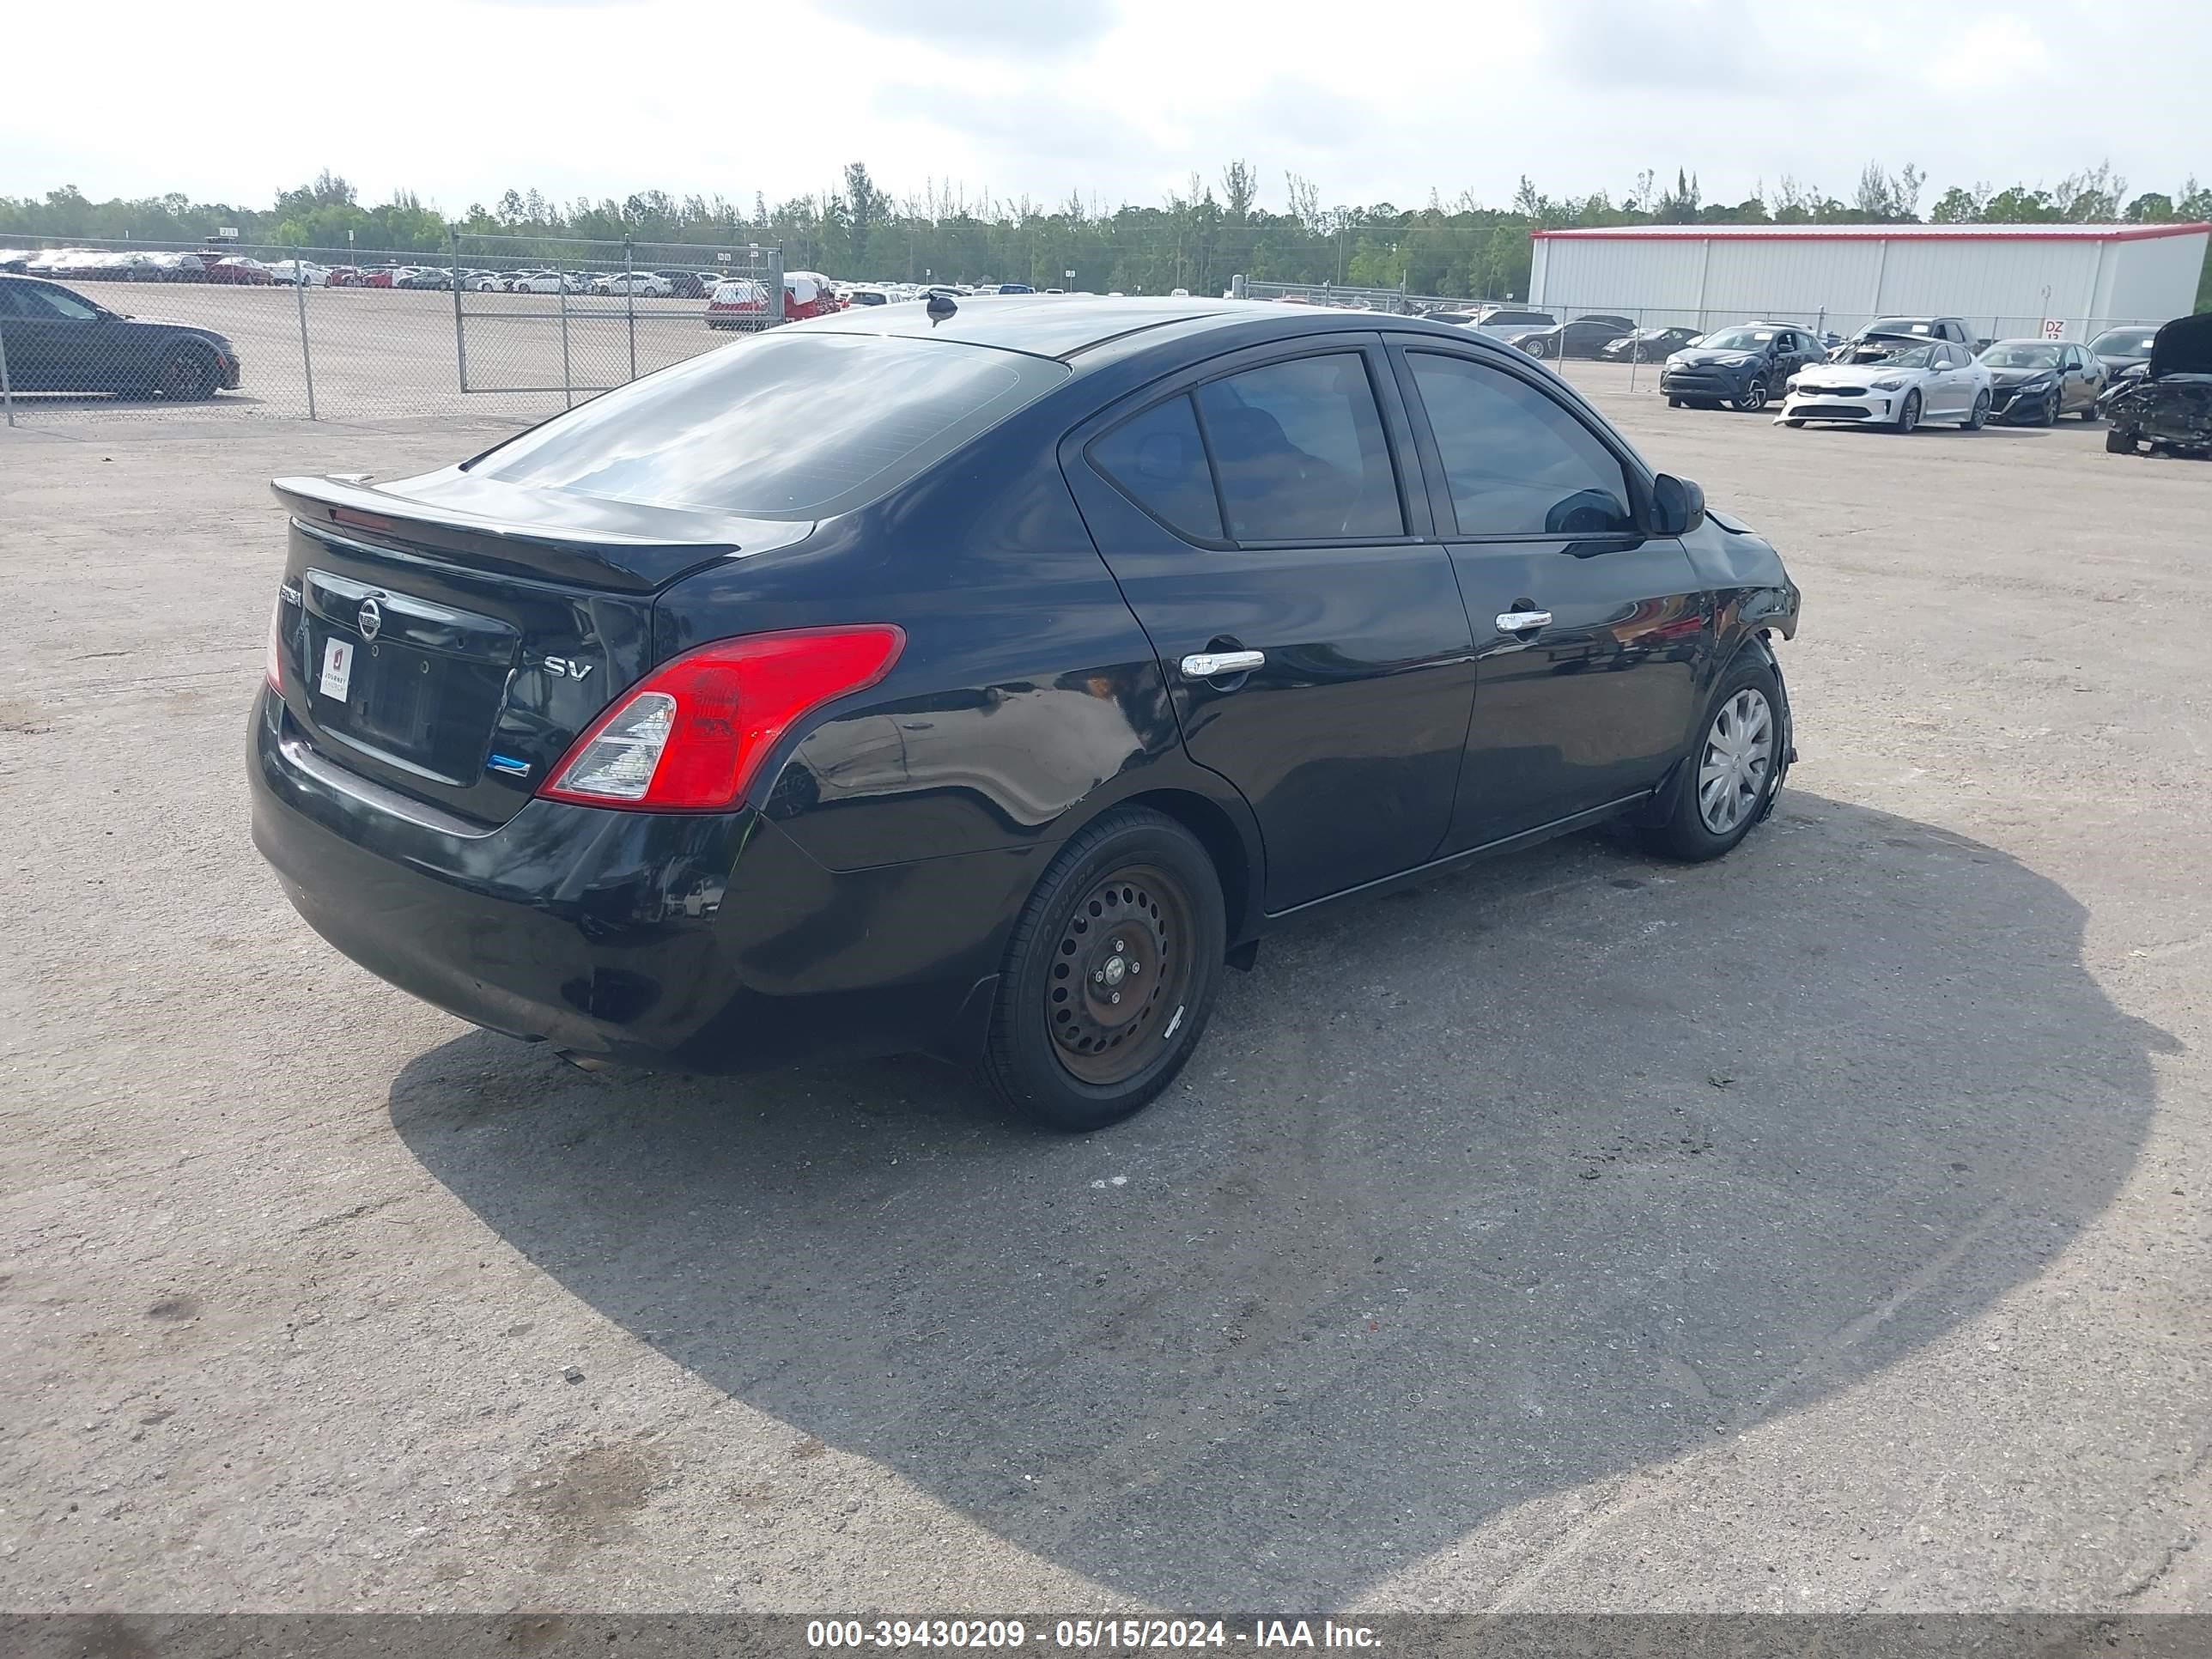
(543, 657, 594, 681)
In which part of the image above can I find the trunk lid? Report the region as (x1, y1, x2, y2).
(269, 471, 812, 828)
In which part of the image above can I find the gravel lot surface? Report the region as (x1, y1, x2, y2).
(3, 386, 2208, 1613)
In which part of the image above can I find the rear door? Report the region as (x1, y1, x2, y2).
(1391, 342, 1711, 851)
(1062, 337, 1479, 912)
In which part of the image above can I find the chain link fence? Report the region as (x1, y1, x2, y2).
(1234, 277, 2171, 397)
(0, 234, 792, 428)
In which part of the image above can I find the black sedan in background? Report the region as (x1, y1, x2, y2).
(1601, 325, 1701, 364)
(2087, 324, 2160, 380)
(0, 274, 240, 398)
(1508, 313, 1637, 359)
(250, 297, 1801, 1130)
(1975, 340, 2106, 423)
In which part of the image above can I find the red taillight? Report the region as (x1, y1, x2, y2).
(538, 626, 904, 811)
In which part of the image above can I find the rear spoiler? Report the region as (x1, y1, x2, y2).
(270, 475, 762, 593)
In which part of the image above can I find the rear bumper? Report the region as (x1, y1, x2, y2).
(248, 693, 1030, 1073)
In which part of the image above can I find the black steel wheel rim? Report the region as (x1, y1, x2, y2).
(1046, 862, 1194, 1085)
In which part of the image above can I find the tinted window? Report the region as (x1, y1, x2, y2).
(469, 331, 1067, 519)
(1194, 354, 1404, 542)
(1407, 352, 1636, 538)
(19, 283, 99, 320)
(1090, 394, 1223, 543)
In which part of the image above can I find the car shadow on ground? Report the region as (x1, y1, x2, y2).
(389, 791, 2172, 1606)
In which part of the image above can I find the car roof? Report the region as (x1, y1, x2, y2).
(790, 294, 1496, 363)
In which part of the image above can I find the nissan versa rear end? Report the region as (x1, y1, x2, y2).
(252, 297, 1801, 1130)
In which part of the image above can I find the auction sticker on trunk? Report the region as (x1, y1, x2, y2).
(319, 637, 355, 701)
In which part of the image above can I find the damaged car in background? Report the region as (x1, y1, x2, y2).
(2103, 312, 2212, 459)
(1778, 334, 1992, 432)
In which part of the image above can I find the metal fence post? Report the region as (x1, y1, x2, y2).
(765, 246, 786, 326)
(623, 238, 638, 383)
(451, 228, 468, 393)
(293, 246, 318, 421)
(558, 278, 574, 410)
(0, 313, 15, 427)
(1231, 273, 1247, 300)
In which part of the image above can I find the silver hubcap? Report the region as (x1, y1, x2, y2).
(1698, 689, 1775, 835)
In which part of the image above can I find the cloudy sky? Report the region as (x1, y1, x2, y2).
(7, 0, 2210, 215)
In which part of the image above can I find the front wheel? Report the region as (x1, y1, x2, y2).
(1781, 418, 1805, 428)
(155, 347, 217, 401)
(2106, 428, 2139, 454)
(1732, 378, 1769, 413)
(2039, 389, 2061, 427)
(1895, 390, 1922, 434)
(982, 807, 1227, 1131)
(1965, 388, 1990, 430)
(1639, 652, 1788, 862)
(1666, 396, 1682, 408)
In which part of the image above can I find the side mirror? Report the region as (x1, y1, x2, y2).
(1651, 474, 1705, 537)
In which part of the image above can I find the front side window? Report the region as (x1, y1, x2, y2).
(22, 283, 99, 321)
(1407, 352, 1637, 538)
(1089, 393, 1224, 544)
(1194, 354, 1405, 543)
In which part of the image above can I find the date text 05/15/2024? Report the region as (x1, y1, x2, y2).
(805, 1620, 1382, 1650)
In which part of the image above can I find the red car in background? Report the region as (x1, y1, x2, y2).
(204, 257, 276, 285)
(703, 270, 842, 331)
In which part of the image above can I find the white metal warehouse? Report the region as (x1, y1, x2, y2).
(1526, 222, 2209, 342)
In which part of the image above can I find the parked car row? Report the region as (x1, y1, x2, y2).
(0, 247, 295, 284)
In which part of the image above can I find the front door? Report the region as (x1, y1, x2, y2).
(1064, 339, 1478, 912)
(1391, 343, 1711, 850)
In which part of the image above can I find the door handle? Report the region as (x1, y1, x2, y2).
(1180, 649, 1266, 680)
(1495, 610, 1553, 633)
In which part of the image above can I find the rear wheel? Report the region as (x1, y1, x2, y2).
(1965, 388, 1990, 430)
(1895, 390, 1922, 434)
(982, 807, 1226, 1131)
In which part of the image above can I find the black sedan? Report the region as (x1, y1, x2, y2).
(1507, 313, 1637, 359)
(0, 274, 240, 399)
(1975, 340, 2106, 423)
(2087, 324, 2160, 380)
(249, 297, 1802, 1129)
(1601, 325, 1701, 364)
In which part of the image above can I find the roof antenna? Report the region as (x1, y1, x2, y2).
(926, 291, 957, 326)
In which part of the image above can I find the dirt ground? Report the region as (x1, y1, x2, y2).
(2, 386, 2207, 1613)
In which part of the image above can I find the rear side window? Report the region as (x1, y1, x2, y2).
(1407, 352, 1636, 537)
(1194, 354, 1405, 542)
(468, 331, 1067, 519)
(1090, 394, 1223, 543)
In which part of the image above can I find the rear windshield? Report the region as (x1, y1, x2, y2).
(468, 331, 1068, 519)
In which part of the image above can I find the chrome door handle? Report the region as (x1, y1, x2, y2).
(1180, 649, 1266, 680)
(1495, 610, 1553, 633)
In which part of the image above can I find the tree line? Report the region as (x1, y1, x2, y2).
(6, 161, 2209, 307)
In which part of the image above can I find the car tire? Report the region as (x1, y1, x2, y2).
(982, 806, 1227, 1132)
(2106, 428, 2139, 454)
(155, 346, 217, 402)
(1639, 649, 1789, 864)
(1666, 396, 1682, 408)
(2040, 390, 2061, 426)
(1895, 390, 1922, 434)
(2078, 403, 2100, 422)
(1782, 418, 1805, 428)
(1966, 389, 1990, 430)
(1733, 378, 1769, 413)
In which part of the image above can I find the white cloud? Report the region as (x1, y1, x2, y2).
(1, 0, 2206, 216)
